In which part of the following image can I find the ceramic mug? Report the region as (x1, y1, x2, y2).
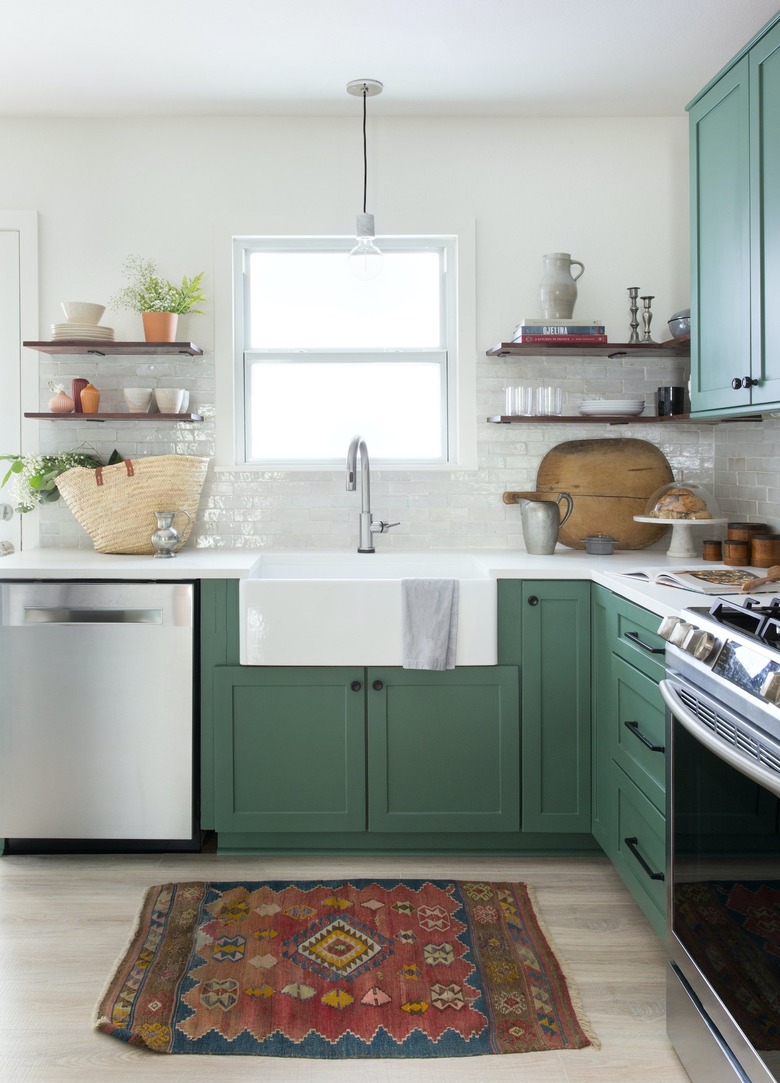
(123, 387, 153, 413)
(153, 388, 185, 414)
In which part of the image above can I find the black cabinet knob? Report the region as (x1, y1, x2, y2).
(742, 376, 758, 388)
(732, 377, 743, 389)
(350, 681, 362, 692)
(733, 375, 758, 389)
(372, 679, 384, 691)
(527, 595, 539, 606)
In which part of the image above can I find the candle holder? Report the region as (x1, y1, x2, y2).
(640, 295, 655, 343)
(627, 287, 640, 344)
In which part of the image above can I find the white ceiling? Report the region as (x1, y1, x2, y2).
(1, 0, 778, 118)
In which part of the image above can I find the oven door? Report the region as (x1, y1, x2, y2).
(661, 677, 780, 1083)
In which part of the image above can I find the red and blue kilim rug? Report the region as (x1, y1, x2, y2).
(95, 879, 598, 1058)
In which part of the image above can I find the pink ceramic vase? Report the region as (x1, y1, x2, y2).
(48, 389, 74, 414)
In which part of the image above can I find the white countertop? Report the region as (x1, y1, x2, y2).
(0, 544, 724, 617)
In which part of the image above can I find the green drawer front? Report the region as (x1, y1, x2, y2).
(615, 768, 666, 934)
(612, 595, 666, 682)
(613, 656, 666, 812)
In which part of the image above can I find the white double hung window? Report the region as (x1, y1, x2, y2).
(234, 235, 457, 467)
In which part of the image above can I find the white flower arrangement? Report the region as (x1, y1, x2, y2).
(110, 255, 207, 315)
(0, 448, 102, 513)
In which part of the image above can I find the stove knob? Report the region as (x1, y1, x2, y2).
(682, 628, 717, 661)
(669, 621, 694, 646)
(658, 616, 684, 641)
(760, 671, 780, 707)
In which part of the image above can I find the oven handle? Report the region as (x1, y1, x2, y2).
(659, 678, 780, 799)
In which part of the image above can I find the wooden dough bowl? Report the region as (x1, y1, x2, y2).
(504, 438, 674, 550)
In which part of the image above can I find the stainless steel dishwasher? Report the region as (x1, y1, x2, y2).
(0, 580, 198, 852)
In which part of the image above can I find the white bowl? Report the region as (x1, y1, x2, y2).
(123, 387, 153, 412)
(154, 388, 185, 414)
(61, 301, 105, 325)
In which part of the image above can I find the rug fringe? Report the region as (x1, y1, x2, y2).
(524, 883, 601, 1051)
(92, 883, 159, 1033)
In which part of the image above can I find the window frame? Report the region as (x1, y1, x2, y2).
(231, 234, 460, 469)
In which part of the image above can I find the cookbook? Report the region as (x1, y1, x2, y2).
(619, 566, 777, 593)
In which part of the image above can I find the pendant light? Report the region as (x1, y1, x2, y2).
(346, 78, 383, 280)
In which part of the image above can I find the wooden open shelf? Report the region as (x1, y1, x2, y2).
(24, 340, 203, 356)
(487, 337, 690, 358)
(487, 412, 762, 425)
(25, 412, 203, 423)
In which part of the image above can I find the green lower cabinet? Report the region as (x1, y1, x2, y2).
(213, 663, 520, 838)
(614, 767, 666, 940)
(514, 580, 591, 833)
(214, 666, 367, 834)
(367, 666, 520, 833)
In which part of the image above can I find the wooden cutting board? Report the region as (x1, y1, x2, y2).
(504, 438, 674, 550)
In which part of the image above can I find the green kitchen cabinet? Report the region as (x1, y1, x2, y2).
(212, 661, 519, 837)
(689, 14, 780, 415)
(366, 666, 519, 833)
(591, 584, 667, 940)
(501, 579, 591, 834)
(214, 665, 367, 834)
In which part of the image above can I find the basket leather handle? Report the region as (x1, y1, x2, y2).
(95, 459, 134, 487)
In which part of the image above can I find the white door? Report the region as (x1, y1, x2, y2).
(0, 214, 37, 553)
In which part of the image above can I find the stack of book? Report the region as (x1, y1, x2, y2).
(511, 318, 607, 345)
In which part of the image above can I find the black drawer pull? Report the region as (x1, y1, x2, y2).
(625, 836, 664, 881)
(624, 630, 665, 655)
(624, 719, 665, 753)
(350, 681, 362, 692)
(372, 680, 384, 691)
(527, 595, 539, 607)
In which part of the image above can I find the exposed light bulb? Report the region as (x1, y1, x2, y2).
(348, 212, 383, 281)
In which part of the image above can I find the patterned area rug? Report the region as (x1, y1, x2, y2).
(675, 880, 780, 1050)
(95, 879, 597, 1058)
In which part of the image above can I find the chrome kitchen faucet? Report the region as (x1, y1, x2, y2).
(345, 435, 399, 553)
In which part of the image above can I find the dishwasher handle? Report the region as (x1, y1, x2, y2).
(23, 607, 163, 625)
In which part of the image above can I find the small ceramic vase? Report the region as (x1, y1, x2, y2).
(70, 378, 89, 413)
(48, 389, 75, 414)
(80, 383, 101, 413)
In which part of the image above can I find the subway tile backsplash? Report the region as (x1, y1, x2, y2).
(36, 350, 779, 549)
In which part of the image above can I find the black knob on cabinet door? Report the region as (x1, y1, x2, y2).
(372, 680, 384, 691)
(527, 595, 539, 606)
(741, 376, 758, 388)
(732, 377, 743, 390)
(350, 681, 362, 692)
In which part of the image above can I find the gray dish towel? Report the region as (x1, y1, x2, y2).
(401, 578, 459, 670)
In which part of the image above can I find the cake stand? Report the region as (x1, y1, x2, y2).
(633, 517, 728, 560)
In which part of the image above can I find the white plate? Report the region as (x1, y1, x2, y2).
(579, 405, 645, 416)
(580, 400, 644, 408)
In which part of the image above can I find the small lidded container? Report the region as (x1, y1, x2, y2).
(583, 534, 615, 555)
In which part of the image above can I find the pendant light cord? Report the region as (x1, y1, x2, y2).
(361, 87, 368, 214)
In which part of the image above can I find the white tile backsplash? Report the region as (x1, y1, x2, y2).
(35, 347, 779, 549)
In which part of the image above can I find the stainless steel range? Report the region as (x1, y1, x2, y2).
(659, 596, 780, 1083)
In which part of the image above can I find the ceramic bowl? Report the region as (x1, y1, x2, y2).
(154, 388, 185, 414)
(61, 301, 105, 325)
(123, 387, 153, 413)
(667, 308, 690, 339)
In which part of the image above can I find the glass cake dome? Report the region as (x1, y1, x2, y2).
(643, 480, 721, 521)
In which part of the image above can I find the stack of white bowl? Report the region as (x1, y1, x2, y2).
(579, 398, 645, 417)
(51, 302, 115, 341)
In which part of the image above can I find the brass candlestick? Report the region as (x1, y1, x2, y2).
(627, 287, 640, 343)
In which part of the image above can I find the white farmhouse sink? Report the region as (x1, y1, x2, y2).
(239, 551, 497, 666)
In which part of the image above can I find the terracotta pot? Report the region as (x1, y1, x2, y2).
(48, 389, 74, 414)
(80, 383, 101, 413)
(142, 311, 179, 342)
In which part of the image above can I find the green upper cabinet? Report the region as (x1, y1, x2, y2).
(689, 15, 780, 415)
(501, 580, 591, 834)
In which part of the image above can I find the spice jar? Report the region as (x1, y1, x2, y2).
(701, 539, 723, 562)
(751, 534, 780, 569)
(723, 539, 750, 566)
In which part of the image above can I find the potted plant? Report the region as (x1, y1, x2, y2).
(110, 255, 207, 342)
(0, 447, 103, 513)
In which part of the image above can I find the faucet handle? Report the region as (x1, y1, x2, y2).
(370, 520, 400, 535)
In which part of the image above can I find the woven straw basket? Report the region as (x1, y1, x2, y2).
(55, 455, 209, 554)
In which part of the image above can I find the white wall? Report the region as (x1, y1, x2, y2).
(2, 114, 775, 549)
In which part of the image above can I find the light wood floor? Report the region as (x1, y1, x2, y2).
(0, 850, 689, 1083)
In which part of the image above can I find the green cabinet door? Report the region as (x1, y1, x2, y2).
(519, 581, 591, 833)
(751, 19, 780, 407)
(213, 666, 367, 833)
(591, 585, 617, 854)
(689, 56, 752, 413)
(366, 666, 520, 833)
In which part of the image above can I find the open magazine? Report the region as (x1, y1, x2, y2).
(619, 566, 777, 594)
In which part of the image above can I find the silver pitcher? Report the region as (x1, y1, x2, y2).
(151, 510, 192, 558)
(517, 493, 573, 555)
